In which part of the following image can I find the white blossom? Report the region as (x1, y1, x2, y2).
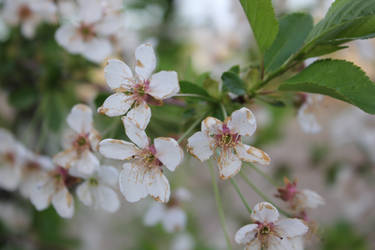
(170, 233, 195, 250)
(98, 43, 180, 130)
(99, 117, 183, 203)
(53, 104, 101, 178)
(30, 165, 75, 218)
(143, 188, 190, 232)
(297, 94, 323, 134)
(0, 129, 27, 191)
(1, 0, 57, 38)
(55, 0, 124, 63)
(187, 108, 270, 180)
(235, 202, 308, 250)
(76, 165, 120, 213)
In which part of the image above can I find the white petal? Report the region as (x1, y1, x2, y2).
(298, 104, 321, 134)
(235, 143, 271, 166)
(251, 202, 279, 224)
(234, 224, 258, 245)
(104, 58, 134, 90)
(0, 164, 21, 191)
(97, 93, 133, 117)
(175, 188, 192, 202)
(98, 165, 119, 187)
(126, 102, 151, 130)
(274, 218, 308, 238)
(296, 189, 325, 209)
(143, 202, 165, 226)
(201, 117, 222, 136)
(227, 107, 257, 137)
(162, 207, 187, 233)
(53, 149, 77, 168)
(82, 38, 113, 63)
(122, 116, 149, 149)
(148, 71, 179, 100)
(218, 149, 242, 180)
(69, 151, 99, 178)
(187, 131, 214, 162)
(135, 43, 156, 80)
(52, 187, 74, 218)
(89, 129, 101, 152)
(154, 137, 183, 172)
(55, 24, 84, 53)
(145, 167, 170, 203)
(268, 235, 293, 250)
(67, 104, 93, 134)
(245, 240, 261, 250)
(99, 139, 138, 160)
(288, 236, 304, 250)
(95, 185, 120, 213)
(76, 181, 93, 207)
(77, 1, 102, 24)
(119, 163, 148, 203)
(30, 176, 55, 211)
(21, 19, 38, 38)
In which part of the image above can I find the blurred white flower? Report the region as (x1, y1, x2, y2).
(98, 43, 180, 130)
(0, 129, 27, 191)
(144, 188, 190, 233)
(276, 178, 324, 218)
(53, 104, 101, 178)
(187, 108, 270, 180)
(235, 202, 308, 250)
(170, 233, 195, 250)
(30, 165, 75, 218)
(77, 165, 120, 213)
(0, 201, 31, 232)
(55, 0, 125, 63)
(0, 17, 10, 41)
(1, 0, 57, 38)
(19, 151, 54, 198)
(297, 94, 323, 134)
(99, 118, 183, 203)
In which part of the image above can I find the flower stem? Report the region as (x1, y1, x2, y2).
(174, 93, 216, 102)
(177, 112, 207, 144)
(208, 161, 232, 250)
(230, 178, 252, 214)
(245, 163, 279, 187)
(220, 103, 228, 119)
(239, 171, 291, 217)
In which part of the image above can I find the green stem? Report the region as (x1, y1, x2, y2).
(220, 103, 228, 119)
(239, 171, 290, 217)
(246, 163, 279, 187)
(174, 93, 216, 102)
(208, 162, 232, 250)
(177, 112, 207, 144)
(230, 178, 252, 214)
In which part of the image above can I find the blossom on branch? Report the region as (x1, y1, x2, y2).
(98, 43, 180, 130)
(235, 202, 308, 250)
(187, 108, 270, 180)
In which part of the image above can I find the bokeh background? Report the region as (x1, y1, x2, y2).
(0, 0, 374, 249)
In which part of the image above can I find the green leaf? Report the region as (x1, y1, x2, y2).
(264, 13, 313, 73)
(8, 87, 38, 110)
(303, 44, 348, 58)
(304, 0, 375, 56)
(279, 59, 375, 114)
(229, 65, 240, 74)
(239, 0, 279, 54)
(221, 71, 246, 95)
(180, 80, 209, 96)
(202, 77, 221, 99)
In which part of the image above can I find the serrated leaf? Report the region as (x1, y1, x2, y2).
(279, 59, 375, 114)
(304, 0, 375, 56)
(264, 13, 313, 73)
(180, 80, 209, 96)
(221, 71, 246, 95)
(239, 0, 279, 54)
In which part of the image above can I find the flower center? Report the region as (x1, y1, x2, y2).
(215, 125, 240, 149)
(79, 23, 96, 41)
(89, 178, 99, 186)
(260, 225, 271, 235)
(3, 152, 15, 164)
(18, 5, 32, 20)
(140, 145, 162, 168)
(74, 134, 90, 152)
